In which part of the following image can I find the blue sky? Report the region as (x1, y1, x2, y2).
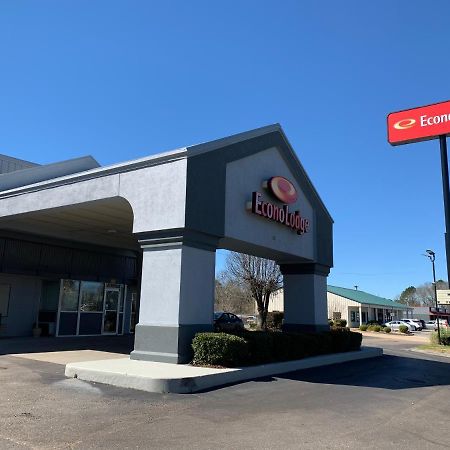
(1, 0, 450, 298)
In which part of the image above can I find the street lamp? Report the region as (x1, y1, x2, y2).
(424, 249, 441, 345)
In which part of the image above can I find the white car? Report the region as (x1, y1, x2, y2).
(401, 319, 421, 331)
(384, 320, 415, 332)
(432, 319, 450, 331)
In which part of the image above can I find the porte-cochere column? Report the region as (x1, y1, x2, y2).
(131, 232, 217, 364)
(279, 263, 330, 333)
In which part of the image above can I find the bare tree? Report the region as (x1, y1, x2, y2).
(226, 252, 282, 329)
(416, 280, 448, 306)
(215, 271, 254, 314)
(397, 280, 448, 306)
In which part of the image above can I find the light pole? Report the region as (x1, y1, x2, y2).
(425, 249, 441, 345)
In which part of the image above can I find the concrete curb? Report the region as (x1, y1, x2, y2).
(65, 346, 382, 394)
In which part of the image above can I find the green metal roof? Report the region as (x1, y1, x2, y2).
(327, 285, 408, 309)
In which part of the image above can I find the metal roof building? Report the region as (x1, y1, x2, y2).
(327, 285, 411, 327)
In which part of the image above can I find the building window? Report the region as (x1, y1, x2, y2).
(0, 284, 10, 318)
(60, 280, 80, 312)
(351, 311, 356, 322)
(79, 282, 104, 312)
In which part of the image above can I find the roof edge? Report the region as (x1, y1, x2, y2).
(187, 123, 333, 223)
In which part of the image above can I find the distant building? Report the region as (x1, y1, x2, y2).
(268, 285, 411, 327)
(327, 286, 411, 327)
(411, 305, 450, 322)
(409, 290, 450, 322)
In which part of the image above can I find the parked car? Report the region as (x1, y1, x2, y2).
(213, 312, 244, 332)
(384, 320, 415, 332)
(400, 319, 421, 331)
(433, 318, 450, 330)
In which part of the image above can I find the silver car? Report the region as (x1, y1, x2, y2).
(384, 320, 415, 332)
(401, 319, 421, 331)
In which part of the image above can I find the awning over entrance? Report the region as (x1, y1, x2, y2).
(0, 124, 334, 363)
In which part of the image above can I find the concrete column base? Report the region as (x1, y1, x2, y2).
(280, 263, 331, 332)
(130, 323, 213, 364)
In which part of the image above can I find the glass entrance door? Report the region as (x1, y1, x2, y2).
(102, 287, 120, 334)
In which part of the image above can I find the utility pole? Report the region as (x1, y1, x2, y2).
(426, 250, 441, 345)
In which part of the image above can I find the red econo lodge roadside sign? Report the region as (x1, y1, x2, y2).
(387, 99, 450, 146)
(388, 99, 450, 345)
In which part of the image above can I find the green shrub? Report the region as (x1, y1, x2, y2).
(266, 311, 284, 330)
(329, 328, 351, 352)
(271, 332, 298, 361)
(333, 319, 347, 328)
(348, 330, 363, 351)
(192, 329, 363, 367)
(191, 332, 248, 367)
(359, 324, 368, 331)
(373, 325, 381, 332)
(383, 326, 391, 334)
(328, 319, 334, 327)
(330, 325, 350, 332)
(399, 325, 409, 334)
(241, 330, 274, 364)
(430, 328, 450, 345)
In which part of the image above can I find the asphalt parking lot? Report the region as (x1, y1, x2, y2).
(0, 334, 449, 450)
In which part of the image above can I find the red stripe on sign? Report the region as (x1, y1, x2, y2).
(387, 100, 450, 146)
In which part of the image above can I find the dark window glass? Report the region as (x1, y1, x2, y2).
(61, 280, 80, 312)
(79, 282, 104, 312)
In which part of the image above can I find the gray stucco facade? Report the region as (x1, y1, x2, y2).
(0, 125, 333, 363)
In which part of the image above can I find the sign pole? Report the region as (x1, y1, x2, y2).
(439, 135, 450, 285)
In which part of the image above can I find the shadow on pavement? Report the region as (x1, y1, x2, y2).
(0, 335, 134, 356)
(277, 354, 450, 389)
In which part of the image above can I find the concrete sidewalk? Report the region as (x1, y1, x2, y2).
(65, 346, 383, 394)
(11, 349, 127, 365)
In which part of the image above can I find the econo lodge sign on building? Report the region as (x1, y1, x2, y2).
(388, 100, 450, 146)
(247, 176, 310, 235)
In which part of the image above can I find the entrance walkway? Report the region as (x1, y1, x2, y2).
(0, 335, 134, 365)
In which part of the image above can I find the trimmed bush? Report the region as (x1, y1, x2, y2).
(271, 332, 298, 361)
(430, 328, 450, 345)
(192, 329, 363, 367)
(241, 330, 274, 364)
(373, 325, 381, 332)
(333, 319, 347, 328)
(359, 324, 368, 331)
(383, 326, 391, 334)
(266, 311, 284, 330)
(191, 332, 248, 367)
(399, 325, 409, 334)
(330, 325, 350, 332)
